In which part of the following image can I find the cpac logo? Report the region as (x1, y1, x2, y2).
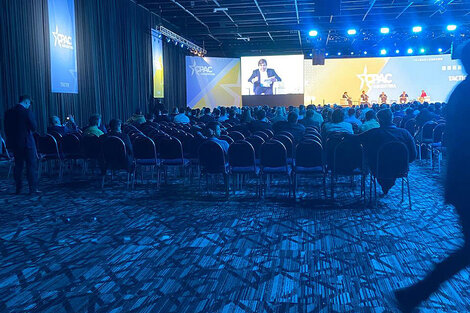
(357, 66, 394, 90)
(52, 26, 73, 50)
(189, 60, 214, 76)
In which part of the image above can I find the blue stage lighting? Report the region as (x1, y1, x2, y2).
(420, 48, 425, 53)
(337, 52, 342, 56)
(309, 30, 318, 37)
(380, 49, 387, 55)
(325, 53, 329, 56)
(395, 49, 400, 54)
(309, 53, 313, 57)
(364, 51, 368, 55)
(438, 48, 443, 53)
(380, 27, 390, 34)
(351, 52, 354, 55)
(347, 29, 357, 35)
(407, 48, 413, 54)
(412, 26, 422, 33)
(447, 24, 457, 31)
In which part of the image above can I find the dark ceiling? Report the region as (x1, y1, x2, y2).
(138, 0, 470, 57)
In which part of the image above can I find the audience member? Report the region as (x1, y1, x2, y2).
(322, 109, 353, 137)
(83, 114, 104, 137)
(47, 116, 76, 136)
(273, 112, 305, 142)
(359, 110, 380, 133)
(300, 109, 323, 128)
(344, 108, 363, 127)
(358, 108, 416, 194)
(199, 108, 215, 124)
(174, 108, 190, 124)
(4, 95, 39, 194)
(249, 110, 272, 132)
(127, 108, 146, 125)
(204, 121, 229, 153)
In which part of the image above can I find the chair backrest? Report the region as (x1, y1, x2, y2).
(133, 136, 157, 161)
(422, 121, 438, 140)
(305, 126, 320, 135)
(393, 116, 403, 127)
(274, 134, 293, 158)
(253, 131, 269, 141)
(245, 135, 265, 159)
(80, 135, 101, 159)
(295, 140, 323, 168)
(264, 129, 274, 138)
(47, 130, 63, 143)
(333, 137, 363, 175)
(158, 137, 184, 161)
(260, 139, 287, 168)
(432, 123, 445, 143)
(228, 140, 256, 169)
(228, 131, 245, 142)
(278, 131, 295, 142)
(404, 119, 417, 136)
(102, 136, 128, 170)
(37, 134, 61, 158)
(220, 135, 234, 145)
(377, 141, 409, 179)
(62, 134, 81, 157)
(0, 136, 12, 159)
(198, 140, 226, 173)
(304, 133, 322, 144)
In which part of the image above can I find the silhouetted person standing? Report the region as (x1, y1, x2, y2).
(395, 41, 470, 312)
(4, 95, 39, 194)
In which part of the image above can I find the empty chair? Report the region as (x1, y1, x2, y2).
(430, 123, 446, 171)
(62, 134, 82, 160)
(253, 131, 269, 141)
(199, 140, 229, 197)
(372, 141, 411, 207)
(228, 140, 260, 196)
(37, 134, 63, 178)
(278, 131, 295, 142)
(101, 136, 134, 189)
(132, 135, 160, 188)
(80, 135, 101, 174)
(274, 134, 294, 165)
(0, 136, 14, 178)
(260, 139, 292, 197)
(228, 131, 245, 142)
(293, 140, 326, 198)
(417, 121, 438, 161)
(220, 135, 234, 145)
(331, 137, 366, 200)
(158, 137, 190, 184)
(393, 116, 403, 127)
(404, 119, 417, 137)
(245, 135, 265, 163)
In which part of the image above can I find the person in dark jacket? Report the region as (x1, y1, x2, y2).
(4, 95, 39, 194)
(358, 108, 416, 194)
(394, 41, 470, 313)
(273, 112, 305, 142)
(249, 110, 272, 133)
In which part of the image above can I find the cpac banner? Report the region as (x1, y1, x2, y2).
(304, 54, 466, 104)
(152, 29, 164, 98)
(48, 0, 78, 93)
(186, 56, 241, 109)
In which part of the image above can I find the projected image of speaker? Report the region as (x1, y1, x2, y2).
(312, 49, 325, 66)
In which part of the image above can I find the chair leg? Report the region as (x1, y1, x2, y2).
(293, 174, 297, 199)
(101, 174, 105, 189)
(407, 176, 412, 208)
(323, 173, 327, 199)
(224, 174, 229, 198)
(374, 177, 377, 208)
(330, 173, 334, 200)
(401, 178, 404, 203)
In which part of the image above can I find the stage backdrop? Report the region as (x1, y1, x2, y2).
(304, 54, 466, 104)
(186, 56, 241, 109)
(152, 29, 164, 98)
(48, 0, 78, 93)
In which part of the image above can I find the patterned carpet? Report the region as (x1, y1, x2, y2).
(0, 161, 468, 313)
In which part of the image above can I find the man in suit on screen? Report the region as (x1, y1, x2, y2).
(248, 59, 282, 95)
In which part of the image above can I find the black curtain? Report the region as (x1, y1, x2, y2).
(0, 0, 186, 133)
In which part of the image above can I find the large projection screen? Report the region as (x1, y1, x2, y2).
(304, 54, 466, 105)
(241, 55, 304, 96)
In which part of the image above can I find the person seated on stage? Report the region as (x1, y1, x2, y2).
(173, 107, 190, 124)
(358, 109, 416, 194)
(399, 91, 409, 104)
(248, 59, 282, 95)
(300, 109, 323, 129)
(83, 114, 105, 137)
(47, 116, 76, 136)
(359, 110, 380, 133)
(345, 108, 363, 127)
(322, 108, 354, 137)
(203, 121, 229, 154)
(126, 108, 146, 125)
(342, 92, 352, 106)
(379, 92, 388, 104)
(360, 90, 369, 105)
(249, 109, 272, 133)
(419, 90, 428, 103)
(273, 112, 305, 142)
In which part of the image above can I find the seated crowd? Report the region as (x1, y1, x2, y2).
(29, 100, 445, 195)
